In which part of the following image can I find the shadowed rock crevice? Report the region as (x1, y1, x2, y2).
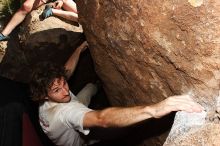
(0, 29, 84, 82)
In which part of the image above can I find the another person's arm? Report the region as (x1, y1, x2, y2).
(83, 95, 204, 128)
(64, 41, 88, 79)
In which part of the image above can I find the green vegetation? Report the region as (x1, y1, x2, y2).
(0, 0, 22, 19)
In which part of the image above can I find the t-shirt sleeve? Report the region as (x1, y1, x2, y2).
(59, 101, 93, 135)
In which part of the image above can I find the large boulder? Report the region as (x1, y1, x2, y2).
(0, 4, 84, 82)
(164, 111, 220, 146)
(77, 0, 220, 145)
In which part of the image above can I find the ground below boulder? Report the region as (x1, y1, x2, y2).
(0, 4, 84, 82)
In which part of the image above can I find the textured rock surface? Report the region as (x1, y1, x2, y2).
(77, 0, 220, 145)
(164, 111, 220, 146)
(0, 41, 7, 62)
(0, 4, 84, 82)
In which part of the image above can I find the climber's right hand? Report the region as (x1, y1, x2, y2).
(149, 95, 204, 118)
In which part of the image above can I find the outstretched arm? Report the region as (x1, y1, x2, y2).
(64, 41, 88, 79)
(83, 95, 204, 128)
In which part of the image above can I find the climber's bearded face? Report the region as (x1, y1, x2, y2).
(46, 77, 71, 103)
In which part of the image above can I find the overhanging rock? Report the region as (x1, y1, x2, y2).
(77, 0, 220, 145)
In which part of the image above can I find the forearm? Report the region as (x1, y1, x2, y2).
(99, 106, 154, 127)
(84, 106, 155, 128)
(64, 48, 81, 79)
(64, 41, 88, 79)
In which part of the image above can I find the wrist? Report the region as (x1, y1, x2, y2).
(143, 106, 155, 119)
(76, 47, 82, 55)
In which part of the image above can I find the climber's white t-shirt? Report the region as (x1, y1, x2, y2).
(39, 91, 93, 146)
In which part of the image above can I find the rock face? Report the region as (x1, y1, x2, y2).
(164, 111, 220, 146)
(0, 41, 7, 62)
(77, 0, 220, 145)
(0, 4, 84, 82)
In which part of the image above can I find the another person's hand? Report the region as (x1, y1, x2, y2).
(53, 0, 63, 9)
(150, 95, 204, 118)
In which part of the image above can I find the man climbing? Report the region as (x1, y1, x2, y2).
(30, 41, 204, 146)
(0, 0, 78, 41)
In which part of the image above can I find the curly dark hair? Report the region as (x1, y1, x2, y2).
(30, 62, 67, 101)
